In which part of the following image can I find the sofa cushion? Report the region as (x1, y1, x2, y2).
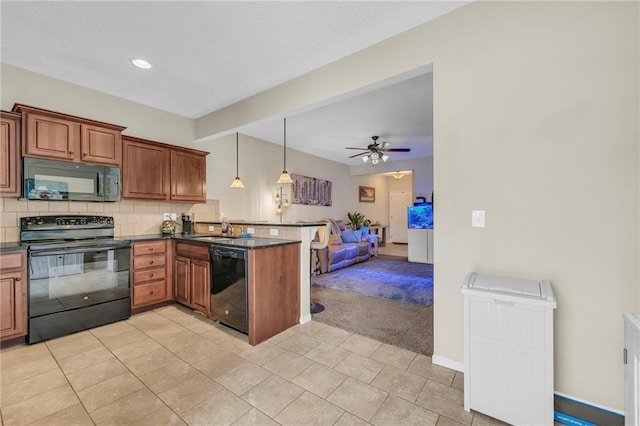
(341, 229, 362, 243)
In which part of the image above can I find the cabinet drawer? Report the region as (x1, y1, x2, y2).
(133, 267, 166, 284)
(133, 241, 166, 256)
(0, 252, 25, 271)
(133, 254, 166, 270)
(175, 243, 209, 260)
(132, 281, 167, 306)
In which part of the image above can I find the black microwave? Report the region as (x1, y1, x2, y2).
(23, 157, 121, 202)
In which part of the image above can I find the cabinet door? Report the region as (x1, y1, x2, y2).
(81, 125, 122, 166)
(190, 258, 210, 313)
(24, 112, 80, 161)
(0, 113, 21, 197)
(123, 139, 170, 200)
(170, 150, 206, 202)
(174, 255, 190, 305)
(0, 270, 26, 340)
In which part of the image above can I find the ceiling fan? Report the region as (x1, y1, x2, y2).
(346, 136, 411, 164)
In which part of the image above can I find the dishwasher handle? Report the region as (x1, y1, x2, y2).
(211, 247, 246, 259)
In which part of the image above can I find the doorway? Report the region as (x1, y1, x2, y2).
(389, 189, 412, 243)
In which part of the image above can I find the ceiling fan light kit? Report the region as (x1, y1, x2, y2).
(347, 135, 410, 165)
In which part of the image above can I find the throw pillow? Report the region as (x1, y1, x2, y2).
(361, 226, 369, 236)
(341, 230, 362, 243)
(329, 234, 343, 246)
(335, 220, 347, 231)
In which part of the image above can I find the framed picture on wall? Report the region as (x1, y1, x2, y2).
(359, 186, 375, 203)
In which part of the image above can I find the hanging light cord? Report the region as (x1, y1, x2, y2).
(236, 132, 240, 176)
(283, 117, 287, 171)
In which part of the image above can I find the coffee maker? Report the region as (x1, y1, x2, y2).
(181, 213, 193, 234)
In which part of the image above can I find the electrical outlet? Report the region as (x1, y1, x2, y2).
(170, 213, 177, 221)
(208, 225, 215, 232)
(270, 228, 278, 236)
(163, 213, 171, 220)
(247, 227, 255, 234)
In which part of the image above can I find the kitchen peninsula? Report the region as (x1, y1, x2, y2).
(192, 220, 327, 325)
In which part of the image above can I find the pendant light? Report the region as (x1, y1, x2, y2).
(230, 132, 245, 188)
(277, 118, 294, 184)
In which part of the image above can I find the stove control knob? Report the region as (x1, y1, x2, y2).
(23, 219, 32, 227)
(36, 219, 44, 225)
(99, 218, 105, 224)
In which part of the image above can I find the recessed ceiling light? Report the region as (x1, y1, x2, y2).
(131, 58, 151, 69)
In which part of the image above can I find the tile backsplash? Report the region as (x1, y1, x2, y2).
(0, 198, 220, 243)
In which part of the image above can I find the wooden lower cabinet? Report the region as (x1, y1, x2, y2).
(131, 240, 172, 309)
(0, 251, 27, 341)
(248, 243, 300, 345)
(174, 243, 210, 314)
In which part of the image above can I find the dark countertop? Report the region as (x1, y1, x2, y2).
(0, 242, 27, 252)
(197, 221, 326, 228)
(120, 233, 301, 250)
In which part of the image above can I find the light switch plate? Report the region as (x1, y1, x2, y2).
(208, 226, 215, 231)
(247, 227, 255, 234)
(270, 229, 279, 236)
(163, 213, 171, 220)
(170, 213, 177, 220)
(472, 210, 486, 228)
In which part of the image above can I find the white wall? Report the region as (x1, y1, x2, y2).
(1, 64, 195, 148)
(194, 1, 639, 411)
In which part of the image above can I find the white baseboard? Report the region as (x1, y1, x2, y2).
(432, 354, 464, 372)
(554, 391, 625, 416)
(299, 314, 312, 324)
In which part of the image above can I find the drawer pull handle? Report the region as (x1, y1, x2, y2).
(149, 260, 154, 264)
(149, 247, 154, 251)
(15, 277, 21, 281)
(149, 273, 154, 278)
(150, 291, 154, 295)
(68, 151, 74, 155)
(83, 152, 87, 157)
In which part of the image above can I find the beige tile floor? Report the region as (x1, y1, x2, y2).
(0, 305, 505, 426)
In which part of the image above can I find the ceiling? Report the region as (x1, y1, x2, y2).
(1, 1, 467, 166)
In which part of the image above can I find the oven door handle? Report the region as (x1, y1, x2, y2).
(30, 245, 131, 257)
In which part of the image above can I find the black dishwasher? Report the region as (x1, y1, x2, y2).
(210, 246, 248, 333)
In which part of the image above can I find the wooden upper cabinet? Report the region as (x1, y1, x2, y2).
(82, 124, 122, 165)
(171, 149, 207, 202)
(122, 135, 208, 203)
(0, 111, 22, 197)
(122, 136, 170, 200)
(13, 104, 125, 166)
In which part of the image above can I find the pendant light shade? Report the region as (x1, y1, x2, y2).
(230, 132, 245, 188)
(277, 118, 294, 184)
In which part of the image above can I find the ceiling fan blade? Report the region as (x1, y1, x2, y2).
(383, 148, 411, 152)
(348, 152, 369, 158)
(345, 147, 367, 150)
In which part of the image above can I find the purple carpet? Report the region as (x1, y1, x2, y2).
(312, 256, 433, 306)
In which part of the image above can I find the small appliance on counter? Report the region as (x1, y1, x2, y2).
(181, 213, 193, 234)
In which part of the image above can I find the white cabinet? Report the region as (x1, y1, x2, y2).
(624, 313, 640, 426)
(462, 273, 556, 425)
(408, 228, 433, 263)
